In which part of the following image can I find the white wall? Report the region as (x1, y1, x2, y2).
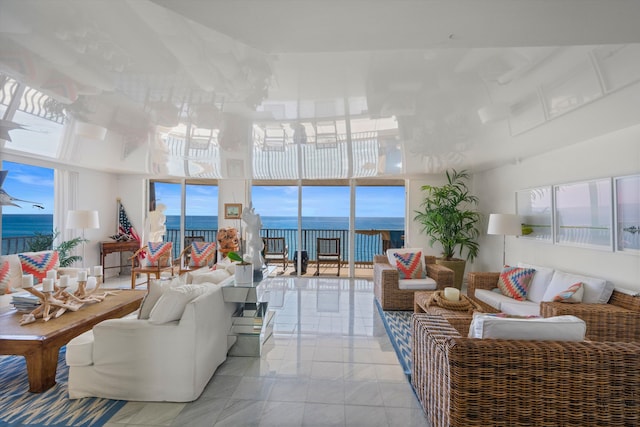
(473, 123, 640, 290)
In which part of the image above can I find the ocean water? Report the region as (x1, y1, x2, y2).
(2, 214, 404, 237)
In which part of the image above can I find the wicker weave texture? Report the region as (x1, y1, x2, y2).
(373, 254, 453, 311)
(412, 314, 640, 427)
(467, 272, 640, 342)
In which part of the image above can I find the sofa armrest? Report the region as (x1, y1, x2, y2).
(540, 301, 640, 342)
(425, 263, 454, 290)
(466, 272, 500, 299)
(609, 289, 640, 311)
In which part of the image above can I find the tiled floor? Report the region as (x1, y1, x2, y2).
(100, 273, 430, 427)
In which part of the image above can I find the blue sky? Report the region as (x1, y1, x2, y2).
(1, 161, 54, 214)
(1, 162, 405, 218)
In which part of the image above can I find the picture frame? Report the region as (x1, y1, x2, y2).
(516, 186, 553, 241)
(554, 178, 613, 250)
(614, 174, 640, 254)
(224, 203, 242, 219)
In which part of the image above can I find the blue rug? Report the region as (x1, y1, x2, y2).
(375, 299, 413, 379)
(0, 347, 126, 427)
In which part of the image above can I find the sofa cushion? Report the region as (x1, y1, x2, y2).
(0, 260, 11, 295)
(497, 266, 535, 301)
(148, 284, 208, 324)
(500, 299, 541, 316)
(18, 251, 59, 284)
(138, 275, 186, 319)
(474, 289, 513, 311)
(398, 277, 437, 290)
(553, 282, 584, 303)
(469, 313, 586, 341)
(392, 251, 426, 279)
(189, 242, 216, 267)
(517, 262, 555, 303)
(190, 269, 231, 285)
(542, 271, 613, 304)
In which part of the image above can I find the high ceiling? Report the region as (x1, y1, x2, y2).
(1, 0, 640, 177)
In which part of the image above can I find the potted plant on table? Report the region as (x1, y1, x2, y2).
(227, 251, 254, 284)
(413, 169, 480, 289)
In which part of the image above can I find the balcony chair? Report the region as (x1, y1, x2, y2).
(315, 237, 341, 276)
(129, 242, 176, 289)
(263, 237, 288, 273)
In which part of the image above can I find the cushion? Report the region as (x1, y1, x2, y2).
(138, 275, 186, 319)
(0, 260, 11, 295)
(497, 266, 535, 301)
(500, 300, 541, 316)
(468, 313, 586, 341)
(553, 282, 584, 303)
(474, 289, 509, 311)
(148, 284, 208, 324)
(392, 251, 426, 279)
(189, 242, 216, 267)
(190, 269, 231, 285)
(542, 271, 613, 303)
(18, 251, 59, 284)
(143, 242, 173, 267)
(65, 330, 94, 366)
(398, 277, 437, 290)
(517, 262, 555, 303)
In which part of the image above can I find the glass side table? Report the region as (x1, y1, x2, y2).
(222, 266, 276, 356)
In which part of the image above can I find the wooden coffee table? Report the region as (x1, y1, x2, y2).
(0, 290, 145, 392)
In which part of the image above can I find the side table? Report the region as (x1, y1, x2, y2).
(100, 240, 140, 276)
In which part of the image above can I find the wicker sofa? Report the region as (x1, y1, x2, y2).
(468, 271, 640, 342)
(412, 314, 640, 427)
(373, 254, 454, 310)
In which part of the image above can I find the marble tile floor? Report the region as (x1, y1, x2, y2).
(99, 274, 431, 427)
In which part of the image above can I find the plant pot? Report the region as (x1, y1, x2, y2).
(235, 263, 254, 285)
(436, 258, 466, 290)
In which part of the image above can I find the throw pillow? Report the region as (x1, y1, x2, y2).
(138, 275, 186, 319)
(497, 265, 535, 301)
(18, 251, 59, 284)
(148, 284, 208, 324)
(553, 282, 584, 303)
(189, 242, 216, 267)
(143, 242, 173, 267)
(393, 251, 426, 279)
(190, 269, 230, 285)
(0, 260, 11, 295)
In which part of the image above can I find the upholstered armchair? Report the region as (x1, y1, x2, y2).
(373, 250, 454, 311)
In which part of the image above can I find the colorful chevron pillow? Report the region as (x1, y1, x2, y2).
(497, 265, 536, 301)
(393, 251, 426, 280)
(0, 260, 11, 295)
(143, 242, 173, 267)
(553, 282, 584, 303)
(18, 251, 60, 284)
(189, 242, 216, 267)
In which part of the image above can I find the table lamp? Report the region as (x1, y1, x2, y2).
(487, 213, 522, 266)
(66, 210, 100, 267)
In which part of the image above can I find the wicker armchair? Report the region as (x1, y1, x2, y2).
(373, 254, 454, 310)
(412, 314, 640, 427)
(467, 271, 640, 342)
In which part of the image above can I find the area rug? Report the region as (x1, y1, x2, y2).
(0, 347, 126, 427)
(374, 299, 412, 379)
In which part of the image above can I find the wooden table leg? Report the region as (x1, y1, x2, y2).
(24, 346, 60, 392)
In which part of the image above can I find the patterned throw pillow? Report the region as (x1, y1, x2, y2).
(189, 242, 216, 267)
(393, 251, 426, 280)
(497, 265, 536, 301)
(143, 242, 173, 267)
(18, 251, 60, 284)
(0, 260, 11, 295)
(553, 282, 584, 303)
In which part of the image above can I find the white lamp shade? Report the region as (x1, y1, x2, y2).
(67, 210, 100, 229)
(487, 213, 522, 236)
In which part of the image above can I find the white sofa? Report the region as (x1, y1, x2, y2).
(468, 262, 615, 316)
(66, 276, 237, 402)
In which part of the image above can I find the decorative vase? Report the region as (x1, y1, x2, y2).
(435, 258, 466, 290)
(235, 263, 254, 285)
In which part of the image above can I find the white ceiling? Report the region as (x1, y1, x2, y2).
(1, 0, 640, 176)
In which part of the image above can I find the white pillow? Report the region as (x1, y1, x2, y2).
(148, 284, 208, 324)
(386, 248, 426, 275)
(542, 271, 613, 304)
(468, 313, 586, 341)
(517, 262, 555, 303)
(138, 275, 186, 319)
(191, 269, 231, 285)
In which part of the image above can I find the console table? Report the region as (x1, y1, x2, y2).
(100, 240, 140, 275)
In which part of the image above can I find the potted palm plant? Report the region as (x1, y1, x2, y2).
(413, 169, 480, 289)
